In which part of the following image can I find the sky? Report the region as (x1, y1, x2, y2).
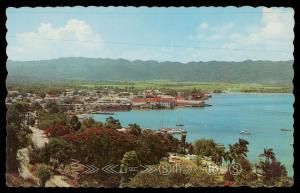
(6, 7, 294, 62)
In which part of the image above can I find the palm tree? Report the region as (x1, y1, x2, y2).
(224, 144, 236, 175)
(227, 139, 249, 162)
(224, 139, 249, 165)
(259, 148, 275, 164)
(212, 146, 225, 166)
(223, 151, 233, 165)
(229, 144, 239, 163)
(236, 138, 249, 159)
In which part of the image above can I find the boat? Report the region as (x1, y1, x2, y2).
(204, 104, 212, 107)
(159, 128, 186, 134)
(99, 112, 114, 115)
(280, 128, 292, 131)
(290, 143, 294, 146)
(176, 115, 184, 127)
(240, 130, 251, 135)
(90, 111, 115, 115)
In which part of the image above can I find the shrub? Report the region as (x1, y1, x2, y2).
(44, 123, 71, 137)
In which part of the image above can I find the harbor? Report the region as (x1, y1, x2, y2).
(92, 93, 294, 176)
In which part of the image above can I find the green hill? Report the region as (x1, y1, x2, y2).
(6, 58, 293, 86)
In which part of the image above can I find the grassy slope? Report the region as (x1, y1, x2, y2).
(80, 81, 292, 93)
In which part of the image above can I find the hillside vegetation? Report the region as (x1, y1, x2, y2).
(6, 58, 293, 86)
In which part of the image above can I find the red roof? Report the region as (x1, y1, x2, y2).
(147, 97, 161, 102)
(161, 98, 176, 102)
(175, 96, 185, 100)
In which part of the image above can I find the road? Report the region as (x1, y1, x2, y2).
(16, 125, 49, 184)
(16, 125, 71, 187)
(46, 175, 71, 187)
(17, 148, 37, 181)
(29, 126, 49, 148)
(28, 126, 71, 187)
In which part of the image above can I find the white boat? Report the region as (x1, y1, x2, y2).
(240, 130, 251, 135)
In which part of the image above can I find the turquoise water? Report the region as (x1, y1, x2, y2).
(92, 93, 294, 176)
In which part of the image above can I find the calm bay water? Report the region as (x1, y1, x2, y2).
(92, 93, 294, 176)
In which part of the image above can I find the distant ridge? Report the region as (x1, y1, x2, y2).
(6, 58, 293, 86)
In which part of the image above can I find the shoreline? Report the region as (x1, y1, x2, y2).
(81, 92, 293, 115)
(89, 94, 293, 176)
(216, 91, 293, 95)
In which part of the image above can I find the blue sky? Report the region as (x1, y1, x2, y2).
(6, 7, 294, 62)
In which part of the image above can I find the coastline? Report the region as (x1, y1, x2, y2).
(218, 91, 293, 95)
(90, 94, 294, 176)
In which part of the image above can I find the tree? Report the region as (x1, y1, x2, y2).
(258, 148, 287, 185)
(44, 123, 71, 137)
(211, 145, 225, 165)
(42, 138, 75, 166)
(37, 112, 67, 130)
(14, 102, 30, 115)
(224, 145, 236, 165)
(259, 148, 275, 165)
(128, 123, 141, 136)
(235, 139, 249, 159)
(104, 116, 122, 130)
(82, 117, 102, 128)
(234, 157, 257, 186)
(193, 139, 225, 164)
(120, 151, 139, 169)
(127, 170, 169, 187)
(223, 139, 250, 184)
(6, 103, 31, 172)
(136, 131, 178, 165)
(36, 164, 53, 187)
(45, 101, 60, 113)
(30, 102, 42, 112)
(62, 127, 138, 168)
(68, 115, 81, 131)
(120, 151, 139, 185)
(224, 139, 249, 165)
(193, 139, 216, 156)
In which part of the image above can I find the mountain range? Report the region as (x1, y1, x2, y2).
(6, 58, 293, 86)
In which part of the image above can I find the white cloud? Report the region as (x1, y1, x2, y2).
(188, 8, 294, 61)
(7, 8, 294, 62)
(7, 19, 109, 60)
(199, 22, 208, 30)
(221, 8, 294, 60)
(195, 22, 235, 41)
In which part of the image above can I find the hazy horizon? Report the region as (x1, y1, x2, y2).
(6, 56, 294, 64)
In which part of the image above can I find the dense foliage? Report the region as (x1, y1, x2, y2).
(37, 112, 67, 130)
(36, 164, 54, 187)
(6, 100, 293, 187)
(7, 58, 293, 86)
(6, 102, 32, 172)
